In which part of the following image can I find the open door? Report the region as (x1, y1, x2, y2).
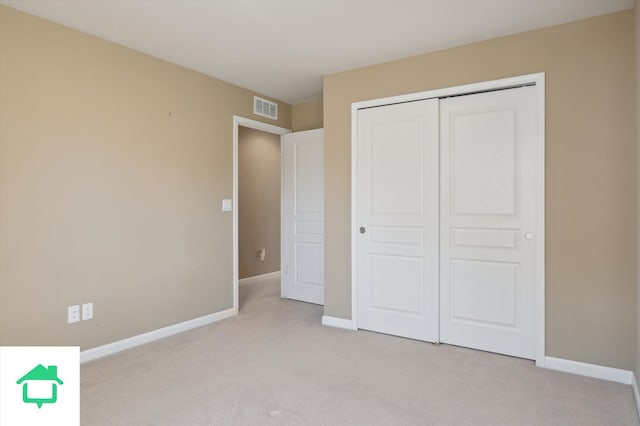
(281, 129, 324, 305)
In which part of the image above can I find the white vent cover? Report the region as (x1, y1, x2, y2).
(254, 96, 277, 120)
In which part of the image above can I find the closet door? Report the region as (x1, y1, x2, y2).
(439, 86, 539, 359)
(356, 99, 439, 342)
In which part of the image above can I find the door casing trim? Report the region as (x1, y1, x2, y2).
(349, 73, 546, 366)
(232, 116, 290, 315)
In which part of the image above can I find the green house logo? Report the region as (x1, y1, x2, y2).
(16, 364, 64, 408)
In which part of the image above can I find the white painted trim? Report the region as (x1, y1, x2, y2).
(350, 104, 359, 330)
(239, 271, 281, 285)
(350, 73, 546, 362)
(322, 315, 357, 330)
(543, 356, 633, 385)
(280, 133, 286, 299)
(534, 75, 546, 367)
(353, 73, 545, 110)
(632, 373, 640, 420)
(80, 308, 236, 363)
(232, 116, 290, 315)
(234, 115, 290, 136)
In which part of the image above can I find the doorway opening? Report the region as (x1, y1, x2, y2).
(232, 116, 290, 314)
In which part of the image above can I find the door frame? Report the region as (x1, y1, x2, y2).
(232, 116, 290, 315)
(350, 73, 546, 366)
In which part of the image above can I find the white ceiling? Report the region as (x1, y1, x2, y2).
(1, 0, 634, 104)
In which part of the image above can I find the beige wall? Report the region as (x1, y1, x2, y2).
(324, 11, 636, 370)
(292, 99, 323, 131)
(636, 1, 640, 380)
(0, 6, 291, 350)
(238, 127, 281, 279)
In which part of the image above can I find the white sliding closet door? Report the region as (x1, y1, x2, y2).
(439, 86, 539, 359)
(357, 99, 440, 342)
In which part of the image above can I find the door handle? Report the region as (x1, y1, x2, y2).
(359, 226, 366, 234)
(524, 232, 533, 240)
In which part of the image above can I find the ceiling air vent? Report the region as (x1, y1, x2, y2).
(254, 96, 278, 120)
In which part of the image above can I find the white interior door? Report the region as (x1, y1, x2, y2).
(282, 129, 324, 305)
(439, 86, 539, 359)
(357, 99, 439, 342)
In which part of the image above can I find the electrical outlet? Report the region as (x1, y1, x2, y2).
(82, 302, 93, 320)
(68, 305, 80, 324)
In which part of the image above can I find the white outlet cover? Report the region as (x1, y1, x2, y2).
(222, 199, 232, 212)
(82, 303, 93, 320)
(68, 305, 80, 324)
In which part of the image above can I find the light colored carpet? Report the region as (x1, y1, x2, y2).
(81, 276, 639, 425)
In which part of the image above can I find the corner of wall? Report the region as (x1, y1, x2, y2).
(291, 99, 324, 132)
(634, 1, 640, 420)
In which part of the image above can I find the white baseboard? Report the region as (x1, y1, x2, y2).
(322, 315, 357, 330)
(543, 356, 633, 385)
(239, 271, 281, 285)
(80, 308, 236, 363)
